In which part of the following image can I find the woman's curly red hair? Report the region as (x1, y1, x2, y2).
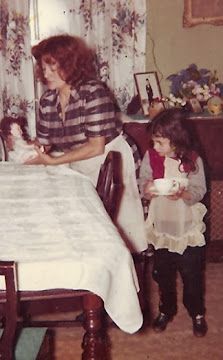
(32, 34, 98, 86)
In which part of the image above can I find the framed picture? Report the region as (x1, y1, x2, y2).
(188, 98, 202, 113)
(134, 71, 163, 116)
(183, 0, 223, 27)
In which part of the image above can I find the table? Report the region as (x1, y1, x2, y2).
(0, 164, 142, 334)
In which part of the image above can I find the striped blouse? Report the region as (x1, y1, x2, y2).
(37, 80, 122, 151)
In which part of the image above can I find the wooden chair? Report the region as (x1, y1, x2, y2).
(0, 261, 50, 360)
(97, 151, 147, 315)
(0, 150, 123, 360)
(96, 151, 123, 222)
(0, 134, 7, 162)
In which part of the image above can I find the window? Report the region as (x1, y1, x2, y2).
(29, 0, 71, 44)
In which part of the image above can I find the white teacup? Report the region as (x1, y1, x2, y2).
(153, 178, 179, 195)
(171, 177, 189, 189)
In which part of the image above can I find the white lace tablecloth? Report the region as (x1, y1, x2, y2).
(0, 163, 142, 333)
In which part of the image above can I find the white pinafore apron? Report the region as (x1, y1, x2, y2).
(70, 134, 147, 253)
(145, 157, 206, 254)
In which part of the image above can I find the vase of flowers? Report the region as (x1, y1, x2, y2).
(166, 64, 223, 110)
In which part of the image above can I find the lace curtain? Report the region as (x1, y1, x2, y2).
(0, 0, 36, 137)
(0, 0, 146, 137)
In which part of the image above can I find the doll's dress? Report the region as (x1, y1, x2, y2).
(8, 138, 38, 163)
(145, 157, 207, 254)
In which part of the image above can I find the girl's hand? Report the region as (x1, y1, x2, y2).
(144, 180, 157, 200)
(167, 186, 191, 201)
(24, 146, 56, 165)
(167, 189, 184, 200)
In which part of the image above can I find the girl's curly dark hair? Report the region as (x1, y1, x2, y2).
(148, 108, 196, 172)
(32, 34, 98, 86)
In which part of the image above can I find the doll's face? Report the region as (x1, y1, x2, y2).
(10, 123, 23, 138)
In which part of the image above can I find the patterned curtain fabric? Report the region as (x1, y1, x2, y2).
(0, 0, 146, 138)
(0, 0, 36, 138)
(31, 0, 147, 112)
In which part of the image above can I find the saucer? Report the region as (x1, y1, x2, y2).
(149, 186, 177, 196)
(170, 177, 189, 188)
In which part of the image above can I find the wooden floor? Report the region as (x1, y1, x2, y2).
(39, 259, 223, 360)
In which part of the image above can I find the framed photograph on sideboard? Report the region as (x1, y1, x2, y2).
(134, 71, 163, 116)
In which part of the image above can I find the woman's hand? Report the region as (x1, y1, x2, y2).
(24, 146, 56, 165)
(25, 136, 106, 166)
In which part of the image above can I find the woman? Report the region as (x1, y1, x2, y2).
(29, 34, 147, 253)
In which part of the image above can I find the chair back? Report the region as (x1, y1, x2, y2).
(0, 134, 7, 161)
(0, 262, 50, 360)
(0, 261, 18, 359)
(96, 151, 123, 222)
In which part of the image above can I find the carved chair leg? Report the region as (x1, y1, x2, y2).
(132, 252, 148, 313)
(81, 294, 108, 360)
(0, 326, 16, 360)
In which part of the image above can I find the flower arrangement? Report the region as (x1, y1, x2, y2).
(166, 64, 223, 108)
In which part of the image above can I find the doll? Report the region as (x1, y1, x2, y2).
(0, 116, 43, 163)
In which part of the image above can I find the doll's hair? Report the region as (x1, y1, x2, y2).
(149, 108, 196, 172)
(0, 116, 30, 142)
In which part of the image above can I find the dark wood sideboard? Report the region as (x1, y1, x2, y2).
(124, 114, 223, 261)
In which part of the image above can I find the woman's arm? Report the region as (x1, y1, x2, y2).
(25, 136, 105, 165)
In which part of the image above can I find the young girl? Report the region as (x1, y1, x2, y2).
(139, 108, 208, 337)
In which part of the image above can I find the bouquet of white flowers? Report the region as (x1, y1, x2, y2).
(166, 64, 223, 108)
